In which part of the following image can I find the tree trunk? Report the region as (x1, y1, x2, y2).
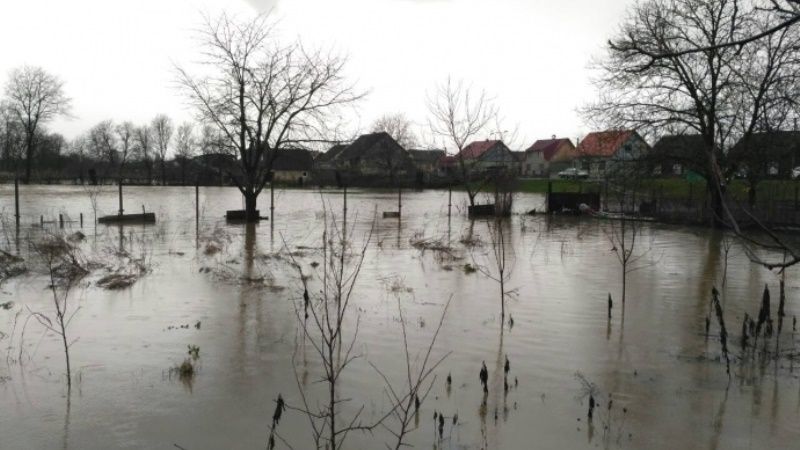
(243, 189, 259, 222)
(747, 181, 757, 208)
(161, 160, 166, 186)
(24, 132, 34, 184)
(708, 183, 725, 227)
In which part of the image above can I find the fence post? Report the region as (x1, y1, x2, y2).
(118, 178, 124, 216)
(195, 181, 200, 229)
(80, 213, 84, 228)
(14, 177, 20, 230)
(398, 186, 402, 217)
(59, 214, 64, 228)
(546, 181, 553, 213)
(448, 184, 452, 219)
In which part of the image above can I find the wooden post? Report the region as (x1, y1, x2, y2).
(603, 179, 608, 211)
(343, 185, 348, 230)
(546, 181, 553, 213)
(40, 215, 43, 227)
(59, 214, 64, 228)
(118, 178, 124, 216)
(447, 184, 452, 218)
(270, 175, 275, 220)
(14, 177, 20, 229)
(398, 186, 402, 217)
(80, 213, 83, 228)
(195, 181, 200, 232)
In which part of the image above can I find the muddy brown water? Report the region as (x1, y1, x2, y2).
(1, 185, 799, 449)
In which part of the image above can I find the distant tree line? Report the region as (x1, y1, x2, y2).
(0, 69, 231, 185)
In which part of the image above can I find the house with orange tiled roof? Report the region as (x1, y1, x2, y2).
(576, 130, 650, 178)
(448, 139, 516, 174)
(523, 136, 577, 177)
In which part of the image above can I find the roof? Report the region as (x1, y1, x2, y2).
(317, 144, 347, 163)
(339, 132, 402, 161)
(730, 131, 800, 160)
(577, 130, 636, 157)
(525, 138, 575, 161)
(408, 149, 445, 164)
(272, 149, 314, 171)
(459, 140, 504, 160)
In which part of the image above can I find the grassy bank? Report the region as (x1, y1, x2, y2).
(515, 177, 800, 203)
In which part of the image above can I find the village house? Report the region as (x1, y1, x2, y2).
(511, 151, 526, 175)
(729, 131, 800, 179)
(314, 144, 347, 171)
(649, 134, 707, 177)
(271, 149, 315, 186)
(440, 140, 516, 177)
(314, 132, 415, 185)
(408, 149, 445, 182)
(576, 130, 650, 179)
(522, 137, 577, 177)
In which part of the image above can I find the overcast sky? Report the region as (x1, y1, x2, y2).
(0, 0, 634, 150)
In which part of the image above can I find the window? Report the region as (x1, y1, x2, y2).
(768, 162, 779, 176)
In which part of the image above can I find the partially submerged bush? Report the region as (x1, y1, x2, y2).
(0, 250, 26, 282)
(96, 273, 138, 290)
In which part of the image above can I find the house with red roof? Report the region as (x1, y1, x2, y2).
(523, 137, 577, 177)
(576, 130, 650, 178)
(443, 140, 516, 176)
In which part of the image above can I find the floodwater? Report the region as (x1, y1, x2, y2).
(1, 185, 799, 449)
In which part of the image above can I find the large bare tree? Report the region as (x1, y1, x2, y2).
(427, 77, 498, 207)
(3, 66, 71, 183)
(151, 114, 173, 185)
(176, 12, 363, 221)
(624, 1, 800, 60)
(586, 0, 800, 226)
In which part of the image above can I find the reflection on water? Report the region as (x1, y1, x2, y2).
(0, 185, 799, 449)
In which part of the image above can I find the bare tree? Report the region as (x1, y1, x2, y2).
(0, 103, 25, 172)
(174, 122, 196, 185)
(88, 120, 118, 178)
(2, 66, 72, 183)
(472, 219, 515, 323)
(151, 114, 173, 185)
(176, 12, 363, 221)
(135, 124, 154, 184)
(371, 113, 417, 149)
(280, 212, 383, 449)
(603, 177, 655, 314)
(587, 0, 800, 227)
(115, 121, 136, 179)
(29, 234, 87, 391)
(618, 1, 800, 61)
(427, 77, 498, 207)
